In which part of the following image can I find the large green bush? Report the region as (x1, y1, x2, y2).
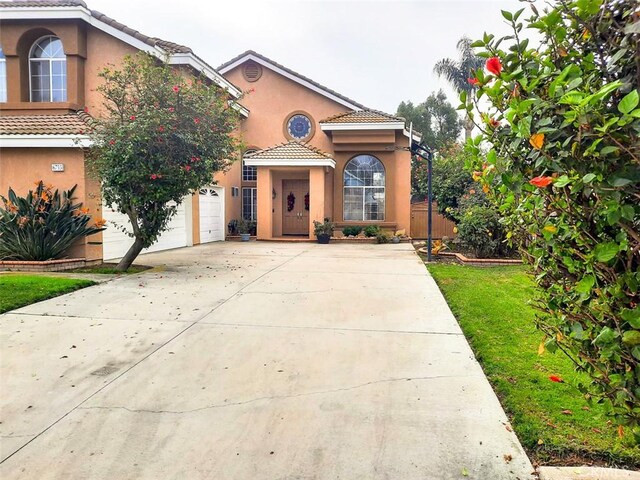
(464, 0, 639, 439)
(0, 182, 104, 261)
(457, 205, 505, 258)
(414, 143, 474, 221)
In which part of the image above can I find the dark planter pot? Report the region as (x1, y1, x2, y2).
(316, 233, 331, 244)
(240, 233, 251, 242)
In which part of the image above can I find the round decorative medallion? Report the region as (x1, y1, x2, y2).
(286, 114, 313, 140)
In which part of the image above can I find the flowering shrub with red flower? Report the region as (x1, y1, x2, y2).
(87, 53, 242, 271)
(461, 1, 639, 440)
(485, 57, 502, 76)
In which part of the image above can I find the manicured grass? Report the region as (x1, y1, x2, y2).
(68, 263, 151, 274)
(0, 275, 95, 314)
(428, 264, 639, 468)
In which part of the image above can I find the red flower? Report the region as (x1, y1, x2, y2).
(158, 126, 165, 132)
(549, 375, 563, 383)
(468, 77, 479, 86)
(109, 139, 115, 145)
(529, 176, 554, 188)
(183, 165, 191, 172)
(168, 107, 175, 112)
(150, 174, 158, 180)
(172, 86, 180, 93)
(486, 57, 502, 76)
(129, 115, 136, 121)
(194, 118, 200, 124)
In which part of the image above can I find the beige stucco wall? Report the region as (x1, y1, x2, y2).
(215, 63, 351, 230)
(0, 147, 102, 260)
(219, 61, 413, 236)
(0, 20, 150, 260)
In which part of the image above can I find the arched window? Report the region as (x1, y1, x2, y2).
(29, 36, 67, 102)
(242, 149, 258, 182)
(0, 46, 6, 102)
(343, 154, 385, 221)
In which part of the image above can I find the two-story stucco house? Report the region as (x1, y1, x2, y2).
(0, 0, 415, 263)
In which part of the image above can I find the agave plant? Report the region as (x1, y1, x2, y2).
(0, 181, 105, 261)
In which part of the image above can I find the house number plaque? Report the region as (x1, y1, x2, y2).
(51, 163, 65, 172)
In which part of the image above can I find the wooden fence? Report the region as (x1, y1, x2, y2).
(410, 202, 457, 239)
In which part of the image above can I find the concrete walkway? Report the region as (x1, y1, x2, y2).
(0, 242, 534, 479)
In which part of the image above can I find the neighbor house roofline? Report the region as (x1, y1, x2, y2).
(0, 0, 244, 101)
(218, 50, 367, 112)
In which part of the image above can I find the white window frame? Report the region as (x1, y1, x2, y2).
(242, 149, 258, 182)
(343, 155, 386, 222)
(242, 187, 258, 221)
(29, 35, 67, 102)
(0, 47, 6, 103)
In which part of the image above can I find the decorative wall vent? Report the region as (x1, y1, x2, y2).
(242, 61, 262, 82)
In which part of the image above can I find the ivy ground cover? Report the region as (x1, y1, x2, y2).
(428, 264, 639, 468)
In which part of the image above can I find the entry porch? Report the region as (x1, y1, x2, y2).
(244, 142, 336, 240)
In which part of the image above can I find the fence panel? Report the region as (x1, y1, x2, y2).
(410, 202, 457, 239)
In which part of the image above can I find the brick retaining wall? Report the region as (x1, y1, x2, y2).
(0, 258, 90, 272)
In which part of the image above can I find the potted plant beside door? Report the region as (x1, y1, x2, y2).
(313, 218, 335, 244)
(237, 219, 252, 242)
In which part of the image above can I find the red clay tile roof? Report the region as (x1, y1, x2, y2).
(320, 110, 405, 124)
(0, 112, 93, 135)
(0, 0, 193, 55)
(218, 50, 368, 111)
(244, 141, 333, 160)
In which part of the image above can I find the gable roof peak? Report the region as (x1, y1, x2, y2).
(218, 50, 367, 112)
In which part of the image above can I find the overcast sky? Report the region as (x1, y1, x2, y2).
(89, 0, 536, 114)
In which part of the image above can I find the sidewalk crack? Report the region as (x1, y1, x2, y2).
(78, 374, 478, 415)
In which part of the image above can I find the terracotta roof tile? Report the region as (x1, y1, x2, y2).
(0, 0, 193, 55)
(0, 112, 93, 135)
(218, 50, 368, 111)
(244, 141, 333, 160)
(320, 110, 405, 124)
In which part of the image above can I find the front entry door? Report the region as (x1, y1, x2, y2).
(282, 180, 309, 235)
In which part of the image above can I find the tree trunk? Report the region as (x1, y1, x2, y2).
(116, 237, 145, 272)
(464, 113, 474, 142)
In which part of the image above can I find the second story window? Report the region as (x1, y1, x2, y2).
(30, 36, 67, 102)
(0, 47, 6, 103)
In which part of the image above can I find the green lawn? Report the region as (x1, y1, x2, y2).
(428, 264, 639, 468)
(0, 275, 95, 314)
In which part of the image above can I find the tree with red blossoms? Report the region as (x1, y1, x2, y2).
(87, 53, 241, 271)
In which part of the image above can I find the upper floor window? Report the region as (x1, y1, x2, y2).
(29, 36, 67, 102)
(242, 149, 258, 182)
(0, 47, 6, 103)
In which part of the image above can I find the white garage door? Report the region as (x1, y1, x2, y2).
(199, 186, 225, 243)
(102, 201, 189, 260)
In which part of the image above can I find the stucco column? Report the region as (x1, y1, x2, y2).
(256, 167, 273, 239)
(394, 150, 412, 233)
(309, 167, 326, 239)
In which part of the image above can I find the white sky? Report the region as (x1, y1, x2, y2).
(88, 0, 536, 114)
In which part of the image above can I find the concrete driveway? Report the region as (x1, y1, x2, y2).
(1, 242, 534, 479)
